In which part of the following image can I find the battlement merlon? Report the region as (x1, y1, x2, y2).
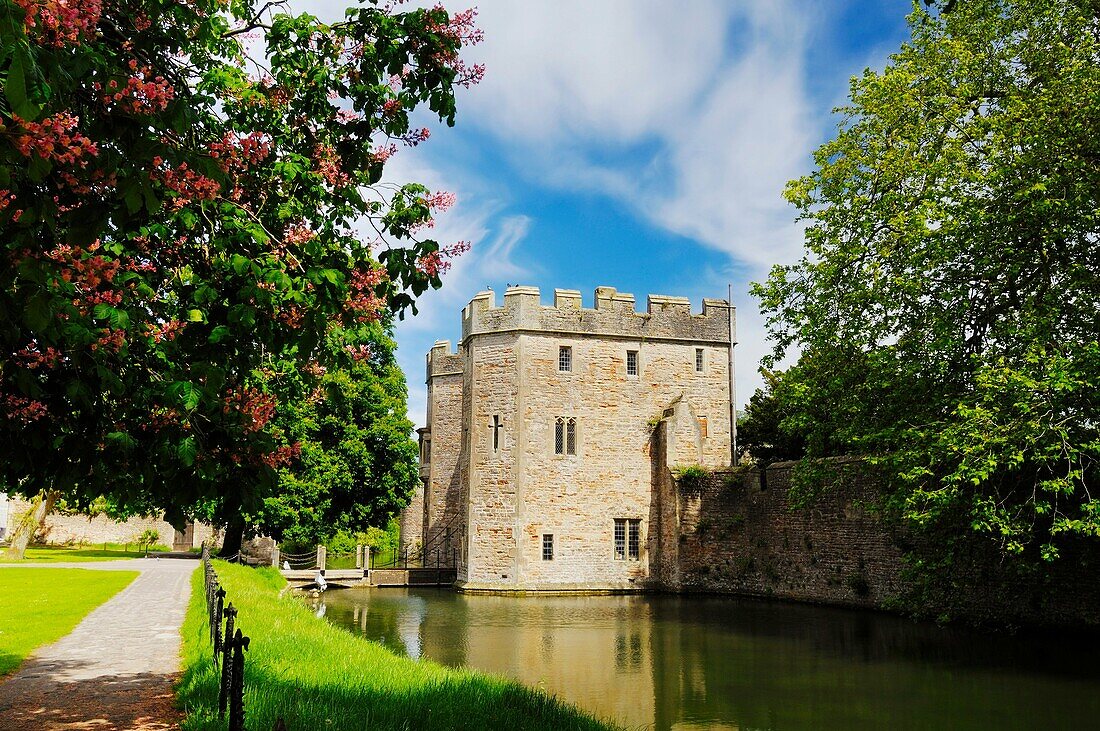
(425, 339, 463, 381)
(460, 285, 733, 345)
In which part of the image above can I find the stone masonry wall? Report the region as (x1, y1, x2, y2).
(3, 497, 220, 550)
(420, 341, 465, 560)
(668, 462, 905, 608)
(463, 331, 521, 586)
(666, 460, 1100, 626)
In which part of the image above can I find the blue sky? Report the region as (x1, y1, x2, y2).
(304, 1, 915, 425)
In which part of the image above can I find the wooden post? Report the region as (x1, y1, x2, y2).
(271, 543, 280, 569)
(365, 545, 372, 570)
(355, 544, 363, 569)
(317, 544, 326, 572)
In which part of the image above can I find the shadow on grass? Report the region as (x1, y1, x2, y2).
(179, 658, 614, 731)
(176, 563, 618, 731)
(0, 650, 22, 677)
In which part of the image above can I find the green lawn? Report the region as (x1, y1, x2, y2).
(0, 543, 170, 563)
(0, 567, 139, 676)
(178, 562, 618, 731)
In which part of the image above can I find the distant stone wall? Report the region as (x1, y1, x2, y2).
(3, 497, 220, 550)
(666, 461, 905, 608)
(664, 460, 1100, 627)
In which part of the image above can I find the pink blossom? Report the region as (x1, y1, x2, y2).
(312, 144, 350, 187)
(424, 191, 456, 212)
(224, 387, 276, 433)
(15, 0, 102, 47)
(15, 343, 62, 369)
(345, 344, 373, 362)
(2, 394, 48, 424)
(101, 65, 175, 115)
(400, 127, 430, 147)
(283, 222, 317, 246)
(344, 266, 387, 322)
(14, 112, 98, 167)
(368, 144, 397, 165)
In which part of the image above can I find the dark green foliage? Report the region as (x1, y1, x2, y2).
(737, 370, 808, 466)
(753, 0, 1100, 594)
(254, 323, 418, 547)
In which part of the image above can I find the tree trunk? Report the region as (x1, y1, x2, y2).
(4, 490, 59, 560)
(220, 513, 246, 559)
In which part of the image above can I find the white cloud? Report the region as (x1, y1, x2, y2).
(455, 0, 816, 398)
(463, 1, 731, 144)
(294, 0, 822, 409)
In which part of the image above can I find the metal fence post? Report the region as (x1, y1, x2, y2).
(228, 629, 250, 731)
(213, 587, 226, 664)
(218, 604, 237, 718)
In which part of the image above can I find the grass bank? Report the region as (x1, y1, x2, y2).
(0, 543, 170, 563)
(0, 567, 138, 675)
(178, 562, 618, 730)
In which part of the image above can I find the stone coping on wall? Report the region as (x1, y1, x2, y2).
(457, 285, 733, 345)
(454, 580, 651, 595)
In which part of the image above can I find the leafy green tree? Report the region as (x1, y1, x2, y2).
(737, 370, 808, 467)
(0, 0, 481, 556)
(754, 0, 1100, 567)
(253, 321, 418, 548)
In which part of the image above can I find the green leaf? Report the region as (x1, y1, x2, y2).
(124, 183, 143, 214)
(5, 48, 39, 120)
(231, 255, 251, 276)
(105, 431, 138, 449)
(168, 381, 201, 411)
(178, 437, 197, 467)
(208, 325, 231, 343)
(187, 309, 204, 323)
(24, 295, 52, 333)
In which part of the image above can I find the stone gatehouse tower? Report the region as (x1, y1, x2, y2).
(401, 285, 735, 592)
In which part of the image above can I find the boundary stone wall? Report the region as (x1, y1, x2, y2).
(666, 460, 905, 608)
(2, 496, 220, 550)
(661, 453, 1100, 627)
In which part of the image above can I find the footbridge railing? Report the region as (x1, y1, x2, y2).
(370, 526, 459, 570)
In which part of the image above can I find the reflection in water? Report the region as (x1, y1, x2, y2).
(312, 589, 1100, 730)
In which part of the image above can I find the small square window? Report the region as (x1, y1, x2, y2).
(695, 348, 704, 372)
(626, 350, 638, 377)
(559, 346, 572, 372)
(542, 534, 554, 561)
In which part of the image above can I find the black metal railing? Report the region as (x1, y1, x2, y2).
(370, 527, 459, 570)
(202, 544, 251, 731)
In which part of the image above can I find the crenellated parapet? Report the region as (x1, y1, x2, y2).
(426, 339, 463, 381)
(460, 285, 732, 344)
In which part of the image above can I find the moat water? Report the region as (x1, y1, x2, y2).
(312, 588, 1100, 730)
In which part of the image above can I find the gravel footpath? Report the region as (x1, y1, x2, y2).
(0, 558, 197, 730)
